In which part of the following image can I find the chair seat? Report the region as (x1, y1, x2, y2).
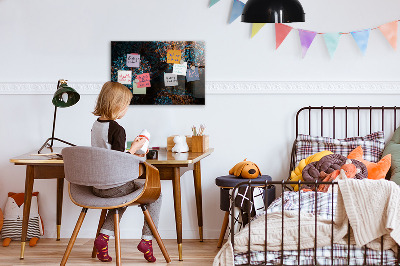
(69, 180, 145, 208)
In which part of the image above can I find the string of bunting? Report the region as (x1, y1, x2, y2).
(210, 0, 399, 58)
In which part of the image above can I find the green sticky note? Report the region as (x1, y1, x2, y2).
(132, 82, 146, 94)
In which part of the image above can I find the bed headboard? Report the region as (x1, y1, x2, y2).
(290, 106, 400, 179)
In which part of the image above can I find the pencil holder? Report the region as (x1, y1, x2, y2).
(191, 135, 209, 153)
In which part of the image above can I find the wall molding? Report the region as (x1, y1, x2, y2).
(1, 81, 400, 95)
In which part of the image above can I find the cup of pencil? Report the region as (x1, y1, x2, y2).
(191, 124, 209, 152)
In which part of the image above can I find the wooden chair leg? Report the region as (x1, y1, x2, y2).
(60, 208, 88, 266)
(114, 210, 121, 266)
(217, 211, 230, 248)
(141, 205, 171, 263)
(91, 209, 108, 258)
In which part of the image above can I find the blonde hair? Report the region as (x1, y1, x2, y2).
(93, 81, 133, 120)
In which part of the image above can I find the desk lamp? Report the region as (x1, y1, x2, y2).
(38, 79, 80, 154)
(241, 0, 305, 23)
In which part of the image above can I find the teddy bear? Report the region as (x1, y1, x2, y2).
(172, 135, 189, 153)
(229, 159, 261, 179)
(1, 192, 44, 247)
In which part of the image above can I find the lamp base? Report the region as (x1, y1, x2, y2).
(38, 137, 76, 154)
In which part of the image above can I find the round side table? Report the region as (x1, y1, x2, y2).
(215, 175, 275, 248)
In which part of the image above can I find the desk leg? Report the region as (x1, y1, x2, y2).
(172, 167, 183, 261)
(56, 178, 64, 241)
(20, 165, 35, 259)
(193, 161, 203, 242)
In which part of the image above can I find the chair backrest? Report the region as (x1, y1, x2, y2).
(62, 146, 145, 187)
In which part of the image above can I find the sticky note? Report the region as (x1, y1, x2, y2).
(132, 82, 146, 94)
(166, 50, 182, 64)
(186, 67, 200, 82)
(164, 73, 178, 86)
(117, 70, 132, 84)
(173, 62, 187, 76)
(136, 73, 151, 88)
(126, 53, 140, 68)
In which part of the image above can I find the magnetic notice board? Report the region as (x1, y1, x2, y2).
(111, 41, 205, 105)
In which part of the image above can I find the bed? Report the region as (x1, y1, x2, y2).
(214, 106, 400, 266)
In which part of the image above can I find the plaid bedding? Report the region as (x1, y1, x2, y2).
(294, 131, 385, 166)
(234, 191, 397, 265)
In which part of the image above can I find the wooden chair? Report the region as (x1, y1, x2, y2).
(60, 146, 171, 265)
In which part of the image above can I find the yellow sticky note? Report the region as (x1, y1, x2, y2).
(167, 50, 182, 64)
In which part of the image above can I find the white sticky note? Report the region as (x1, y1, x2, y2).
(117, 70, 132, 84)
(173, 62, 187, 76)
(164, 73, 178, 86)
(126, 53, 140, 68)
(132, 83, 146, 94)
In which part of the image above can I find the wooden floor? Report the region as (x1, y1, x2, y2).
(0, 239, 221, 265)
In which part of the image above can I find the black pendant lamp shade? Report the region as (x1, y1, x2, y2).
(241, 0, 305, 23)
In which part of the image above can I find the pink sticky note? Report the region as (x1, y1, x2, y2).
(136, 73, 151, 88)
(166, 50, 182, 64)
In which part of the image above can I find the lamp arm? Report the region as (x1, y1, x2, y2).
(50, 105, 57, 148)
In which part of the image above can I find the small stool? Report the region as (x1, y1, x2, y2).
(215, 175, 275, 248)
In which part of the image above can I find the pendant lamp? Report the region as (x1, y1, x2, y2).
(241, 0, 305, 23)
(38, 79, 80, 154)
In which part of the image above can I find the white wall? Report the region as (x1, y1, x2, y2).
(1, 0, 400, 240)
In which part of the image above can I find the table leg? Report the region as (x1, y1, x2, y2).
(20, 165, 35, 259)
(56, 178, 64, 241)
(172, 167, 183, 261)
(193, 161, 203, 242)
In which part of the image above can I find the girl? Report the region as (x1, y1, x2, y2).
(91, 81, 162, 263)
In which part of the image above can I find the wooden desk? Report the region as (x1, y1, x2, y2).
(146, 148, 213, 260)
(9, 148, 64, 259)
(10, 147, 213, 261)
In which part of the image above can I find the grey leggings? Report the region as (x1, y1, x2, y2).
(92, 180, 162, 240)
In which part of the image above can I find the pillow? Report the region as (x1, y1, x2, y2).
(382, 126, 400, 184)
(295, 131, 385, 167)
(348, 146, 391, 180)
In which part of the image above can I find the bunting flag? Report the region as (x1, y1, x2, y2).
(209, 0, 220, 7)
(275, 23, 293, 49)
(323, 33, 341, 58)
(351, 29, 370, 55)
(298, 29, 317, 58)
(378, 21, 398, 50)
(229, 0, 245, 24)
(251, 23, 266, 38)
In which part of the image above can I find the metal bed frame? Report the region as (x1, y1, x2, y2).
(230, 106, 400, 266)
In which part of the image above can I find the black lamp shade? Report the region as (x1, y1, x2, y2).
(52, 84, 80, 108)
(241, 0, 305, 23)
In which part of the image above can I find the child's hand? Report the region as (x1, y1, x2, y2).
(129, 137, 147, 155)
(134, 149, 149, 157)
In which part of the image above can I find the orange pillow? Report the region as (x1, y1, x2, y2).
(347, 146, 391, 180)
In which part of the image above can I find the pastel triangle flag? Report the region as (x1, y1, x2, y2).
(209, 0, 220, 7)
(251, 23, 266, 38)
(298, 29, 317, 58)
(378, 21, 397, 50)
(275, 23, 293, 49)
(323, 33, 341, 58)
(229, 0, 245, 24)
(351, 29, 370, 55)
